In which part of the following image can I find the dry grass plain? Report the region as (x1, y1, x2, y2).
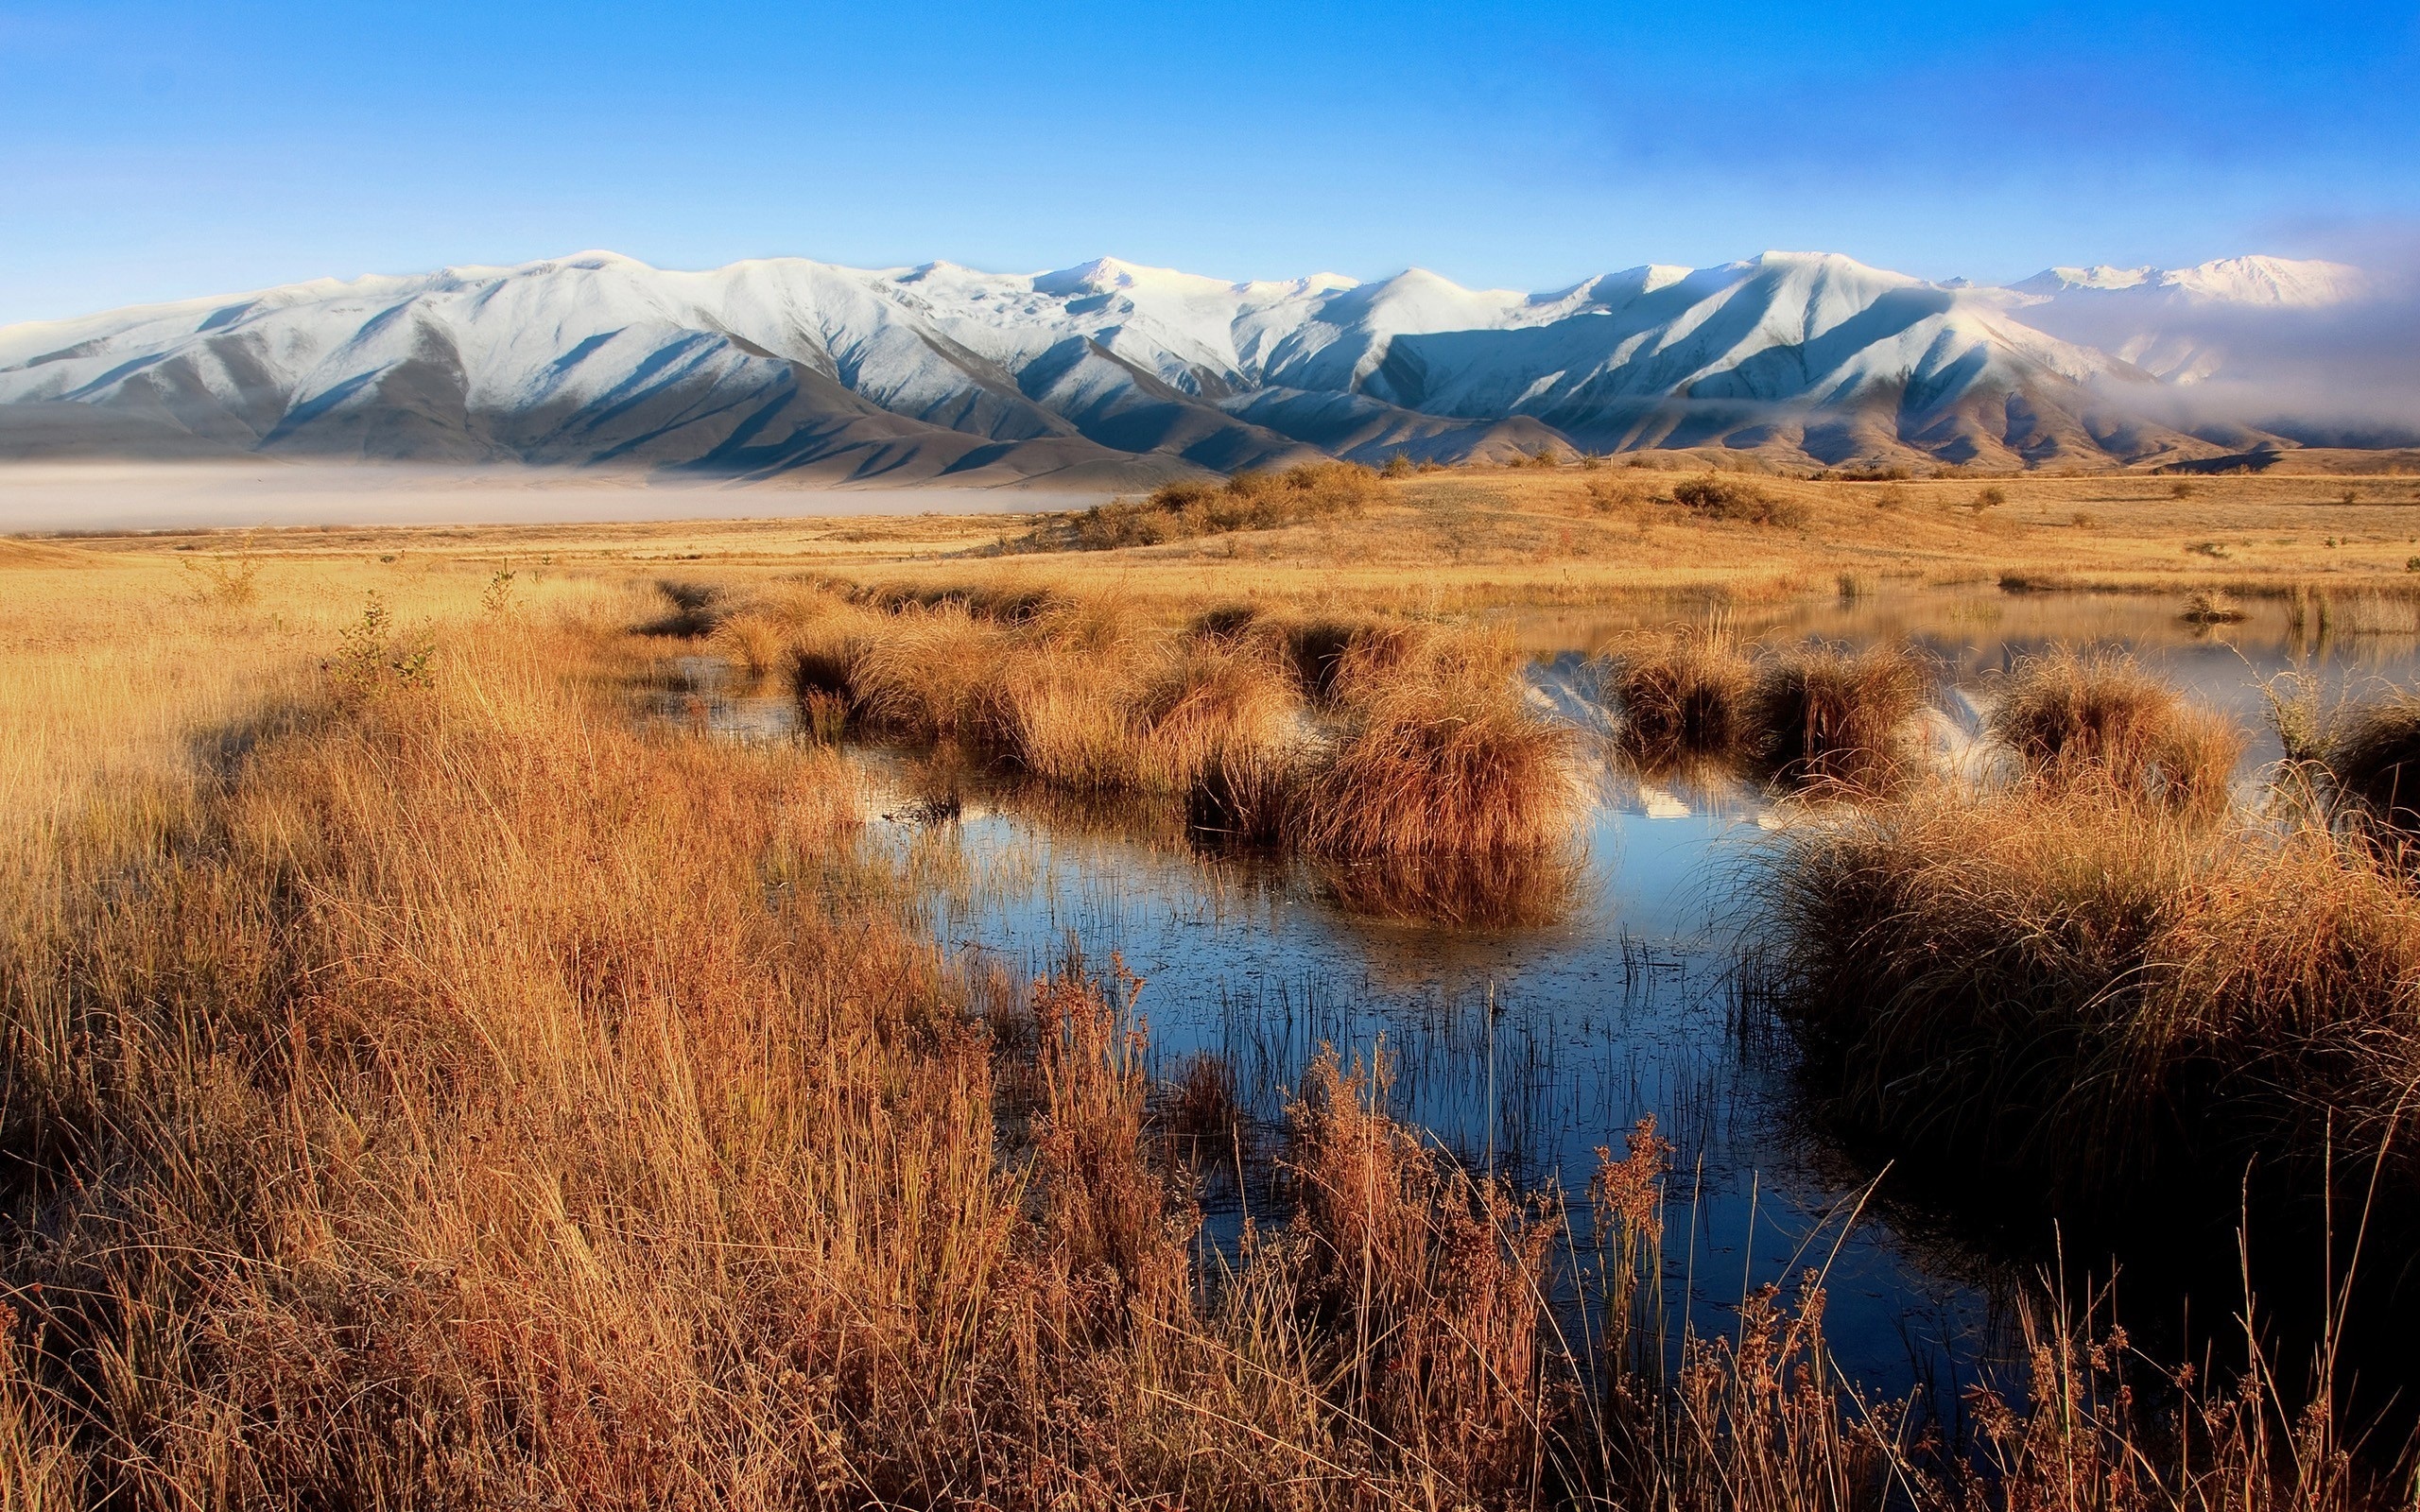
(30, 462, 2420, 613)
(5, 461, 2417, 1507)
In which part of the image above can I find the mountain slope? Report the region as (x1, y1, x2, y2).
(0, 248, 2324, 480)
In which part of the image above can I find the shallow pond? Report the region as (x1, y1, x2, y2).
(659, 583, 2420, 1409)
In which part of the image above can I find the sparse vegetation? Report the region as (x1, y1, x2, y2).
(1009, 462, 1383, 551)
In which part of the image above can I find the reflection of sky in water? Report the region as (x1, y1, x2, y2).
(873, 766, 1999, 1399)
(664, 587, 2420, 1403)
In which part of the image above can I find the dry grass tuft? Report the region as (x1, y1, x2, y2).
(1746, 641, 1930, 791)
(1988, 647, 2244, 815)
(1599, 623, 1754, 767)
(2318, 695, 2420, 841)
(1289, 629, 1581, 859)
(1766, 783, 2420, 1213)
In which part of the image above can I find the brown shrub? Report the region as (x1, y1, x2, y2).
(1036, 462, 1383, 552)
(1670, 473, 1809, 527)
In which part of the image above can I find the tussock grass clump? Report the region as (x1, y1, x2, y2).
(704, 607, 789, 677)
(641, 577, 722, 635)
(2317, 694, 2420, 840)
(1989, 647, 2244, 815)
(1599, 623, 1754, 766)
(1278, 614, 1435, 704)
(1288, 631, 1580, 859)
(1141, 642, 1303, 827)
(848, 600, 1006, 743)
(1766, 785, 2420, 1216)
(1746, 641, 1929, 791)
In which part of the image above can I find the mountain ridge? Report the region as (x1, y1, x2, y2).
(0, 249, 2370, 485)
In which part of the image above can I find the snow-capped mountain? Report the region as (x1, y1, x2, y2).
(1997, 255, 2365, 384)
(0, 249, 2361, 482)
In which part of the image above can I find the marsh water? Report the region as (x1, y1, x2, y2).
(660, 584, 2420, 1408)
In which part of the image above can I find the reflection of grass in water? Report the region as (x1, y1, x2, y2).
(1309, 847, 1586, 929)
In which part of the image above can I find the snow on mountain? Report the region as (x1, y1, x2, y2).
(0, 248, 2329, 480)
(1997, 255, 2365, 383)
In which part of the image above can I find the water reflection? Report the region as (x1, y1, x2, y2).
(647, 584, 2420, 1406)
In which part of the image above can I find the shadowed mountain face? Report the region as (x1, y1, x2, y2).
(0, 249, 2361, 482)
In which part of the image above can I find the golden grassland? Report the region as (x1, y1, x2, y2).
(2, 514, 2414, 1504)
(29, 462, 2420, 615)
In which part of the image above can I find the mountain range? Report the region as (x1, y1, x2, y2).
(0, 249, 2372, 485)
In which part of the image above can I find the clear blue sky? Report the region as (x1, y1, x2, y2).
(3, 0, 2414, 324)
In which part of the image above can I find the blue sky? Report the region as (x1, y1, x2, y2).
(3, 0, 2415, 323)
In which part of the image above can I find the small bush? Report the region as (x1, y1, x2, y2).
(181, 543, 262, 608)
(1584, 477, 1637, 514)
(2180, 590, 2247, 625)
(1669, 474, 1807, 527)
(1031, 462, 1384, 552)
(1969, 486, 2007, 512)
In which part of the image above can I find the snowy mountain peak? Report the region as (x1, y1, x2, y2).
(0, 246, 2376, 480)
(2013, 254, 2362, 306)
